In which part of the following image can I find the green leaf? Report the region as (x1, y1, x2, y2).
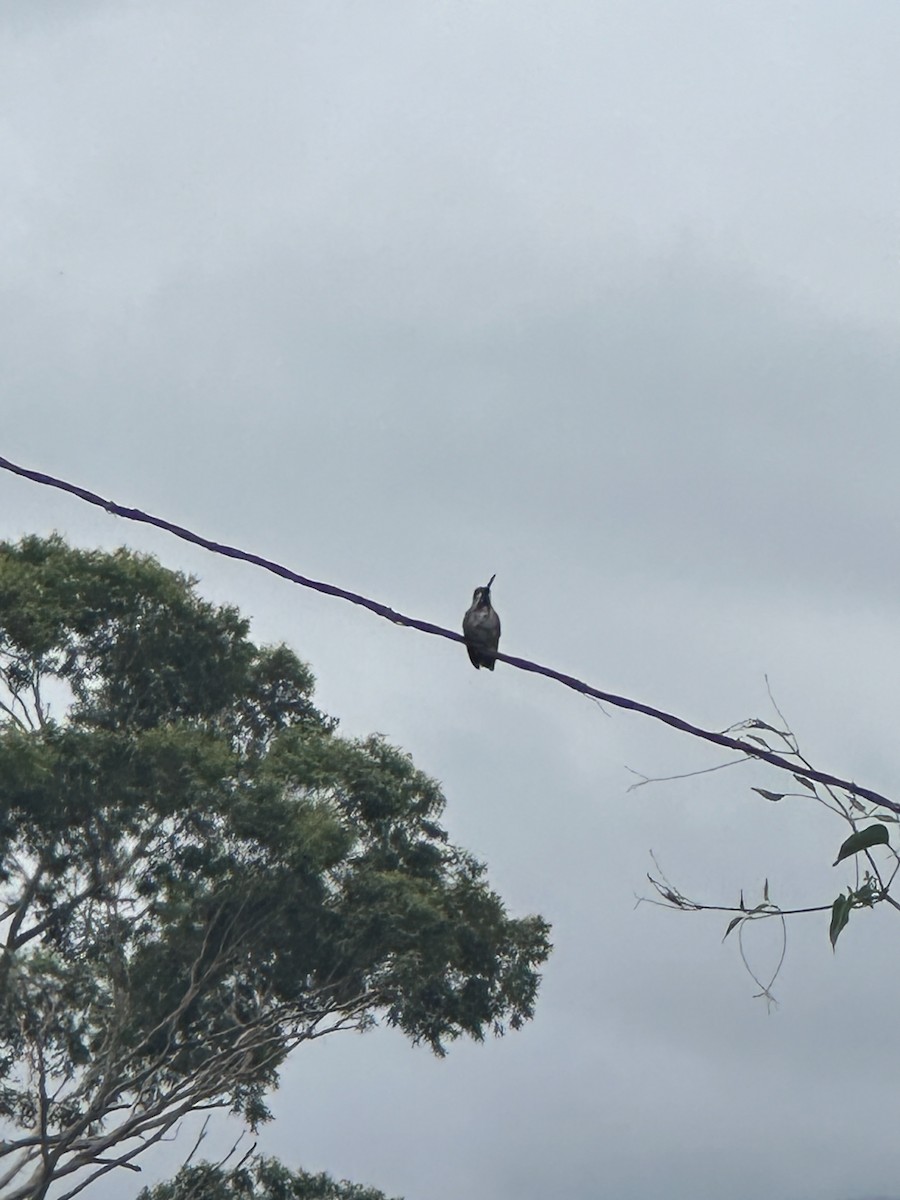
(749, 720, 780, 734)
(829, 894, 851, 950)
(852, 882, 877, 907)
(722, 915, 743, 941)
(752, 788, 784, 802)
(792, 774, 817, 792)
(833, 824, 890, 866)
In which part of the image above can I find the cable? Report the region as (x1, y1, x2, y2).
(1, 452, 896, 816)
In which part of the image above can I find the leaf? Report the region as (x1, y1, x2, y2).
(723, 915, 743, 941)
(749, 720, 780, 734)
(829, 894, 851, 950)
(792, 774, 817, 792)
(852, 883, 876, 907)
(752, 788, 785, 802)
(833, 824, 890, 866)
(746, 735, 772, 748)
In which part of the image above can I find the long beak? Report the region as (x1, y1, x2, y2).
(485, 574, 496, 590)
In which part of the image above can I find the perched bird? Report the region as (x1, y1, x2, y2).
(462, 574, 501, 670)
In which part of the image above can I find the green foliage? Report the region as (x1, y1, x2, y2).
(828, 881, 878, 951)
(139, 1156, 401, 1200)
(829, 892, 852, 949)
(0, 535, 550, 1196)
(832, 823, 890, 866)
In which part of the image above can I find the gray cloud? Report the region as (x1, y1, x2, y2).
(4, 4, 900, 1198)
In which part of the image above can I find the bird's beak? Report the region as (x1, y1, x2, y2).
(485, 574, 496, 591)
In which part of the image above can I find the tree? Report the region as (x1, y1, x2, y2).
(138, 1154, 401, 1200)
(0, 535, 550, 1199)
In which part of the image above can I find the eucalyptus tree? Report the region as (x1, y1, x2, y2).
(138, 1155, 400, 1200)
(0, 535, 550, 1199)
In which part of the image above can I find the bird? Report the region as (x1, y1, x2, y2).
(462, 574, 501, 670)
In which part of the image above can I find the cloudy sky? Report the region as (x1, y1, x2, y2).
(4, 3, 900, 1198)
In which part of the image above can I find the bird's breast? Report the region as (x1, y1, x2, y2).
(464, 606, 500, 635)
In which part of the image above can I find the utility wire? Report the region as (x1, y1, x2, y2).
(1, 452, 897, 816)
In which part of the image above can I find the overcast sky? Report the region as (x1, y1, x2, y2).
(4, 3, 900, 1199)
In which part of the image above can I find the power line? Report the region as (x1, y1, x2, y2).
(1, 452, 896, 816)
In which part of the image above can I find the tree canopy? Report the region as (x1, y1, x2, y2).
(0, 535, 550, 1199)
(138, 1155, 400, 1200)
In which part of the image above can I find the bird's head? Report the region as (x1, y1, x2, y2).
(471, 574, 496, 608)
